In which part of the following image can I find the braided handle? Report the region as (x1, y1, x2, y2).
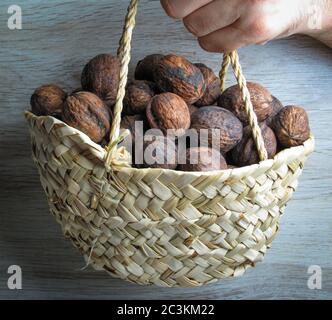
(220, 53, 268, 161)
(106, 0, 139, 166)
(106, 0, 268, 165)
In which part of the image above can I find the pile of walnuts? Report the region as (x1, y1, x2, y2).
(30, 53, 311, 172)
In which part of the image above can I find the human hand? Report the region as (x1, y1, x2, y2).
(160, 0, 332, 52)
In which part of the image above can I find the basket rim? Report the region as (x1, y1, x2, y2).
(25, 111, 315, 178)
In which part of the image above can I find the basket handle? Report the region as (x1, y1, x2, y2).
(105, 0, 139, 165)
(106, 0, 268, 166)
(219, 52, 268, 161)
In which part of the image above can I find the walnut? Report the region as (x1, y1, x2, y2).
(190, 106, 243, 153)
(231, 123, 277, 166)
(273, 105, 310, 148)
(30, 84, 67, 117)
(123, 80, 155, 115)
(62, 92, 111, 143)
(81, 54, 120, 107)
(178, 147, 227, 172)
(218, 82, 273, 124)
(194, 63, 221, 107)
(153, 54, 206, 104)
(187, 104, 199, 116)
(265, 96, 284, 127)
(146, 93, 191, 136)
(135, 54, 164, 81)
(134, 135, 178, 170)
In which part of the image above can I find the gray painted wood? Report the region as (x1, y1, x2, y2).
(0, 0, 331, 300)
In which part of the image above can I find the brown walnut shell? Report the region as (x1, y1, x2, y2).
(194, 63, 221, 107)
(135, 54, 164, 82)
(31, 84, 67, 117)
(178, 147, 227, 172)
(146, 93, 190, 136)
(187, 104, 199, 116)
(134, 135, 178, 170)
(218, 82, 273, 124)
(190, 106, 243, 153)
(273, 105, 310, 148)
(153, 54, 206, 104)
(265, 96, 284, 127)
(62, 92, 110, 143)
(81, 54, 120, 107)
(231, 123, 277, 167)
(123, 80, 155, 115)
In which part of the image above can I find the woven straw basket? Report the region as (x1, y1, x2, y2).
(25, 0, 314, 287)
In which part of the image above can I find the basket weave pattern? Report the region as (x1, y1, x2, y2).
(25, 112, 314, 287)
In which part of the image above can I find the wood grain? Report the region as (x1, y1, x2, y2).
(0, 0, 331, 300)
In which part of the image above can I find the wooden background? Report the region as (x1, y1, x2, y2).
(0, 0, 331, 300)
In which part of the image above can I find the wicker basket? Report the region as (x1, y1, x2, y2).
(25, 0, 315, 287)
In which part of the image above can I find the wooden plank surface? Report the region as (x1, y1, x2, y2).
(0, 0, 331, 300)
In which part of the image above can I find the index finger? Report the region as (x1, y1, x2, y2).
(160, 0, 213, 19)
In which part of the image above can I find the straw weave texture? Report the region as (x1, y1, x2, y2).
(25, 111, 314, 287)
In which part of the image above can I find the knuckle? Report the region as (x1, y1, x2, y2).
(183, 16, 200, 36)
(160, 0, 183, 19)
(184, 14, 217, 38)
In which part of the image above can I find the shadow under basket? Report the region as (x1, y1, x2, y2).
(25, 111, 315, 287)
